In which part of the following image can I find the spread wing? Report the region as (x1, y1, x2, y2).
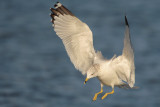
(122, 16, 135, 87)
(114, 16, 135, 88)
(50, 2, 96, 75)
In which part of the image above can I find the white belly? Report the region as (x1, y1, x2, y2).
(97, 70, 121, 87)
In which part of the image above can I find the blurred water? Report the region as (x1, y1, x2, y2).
(0, 0, 160, 107)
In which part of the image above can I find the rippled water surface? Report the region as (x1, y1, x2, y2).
(0, 0, 160, 107)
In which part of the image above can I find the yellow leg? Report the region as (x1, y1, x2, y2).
(93, 84, 103, 101)
(101, 88, 114, 100)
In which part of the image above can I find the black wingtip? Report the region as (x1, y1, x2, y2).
(125, 16, 129, 27)
(54, 4, 57, 7)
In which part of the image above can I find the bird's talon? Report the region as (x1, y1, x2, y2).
(92, 96, 97, 101)
(101, 95, 108, 100)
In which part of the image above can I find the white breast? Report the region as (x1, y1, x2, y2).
(97, 60, 121, 87)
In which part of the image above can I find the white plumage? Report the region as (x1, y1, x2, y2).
(54, 15, 95, 75)
(50, 2, 136, 101)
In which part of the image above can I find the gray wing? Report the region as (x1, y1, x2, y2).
(50, 2, 96, 75)
(122, 16, 135, 87)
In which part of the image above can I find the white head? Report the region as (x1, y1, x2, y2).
(84, 69, 98, 84)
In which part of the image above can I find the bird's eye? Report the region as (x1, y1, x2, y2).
(91, 73, 94, 75)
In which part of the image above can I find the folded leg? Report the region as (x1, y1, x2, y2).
(93, 83, 103, 101)
(101, 88, 114, 100)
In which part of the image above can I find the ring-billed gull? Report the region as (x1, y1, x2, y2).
(50, 2, 137, 101)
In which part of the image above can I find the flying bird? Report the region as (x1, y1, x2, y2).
(50, 2, 136, 101)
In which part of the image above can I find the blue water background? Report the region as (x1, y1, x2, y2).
(0, 0, 160, 107)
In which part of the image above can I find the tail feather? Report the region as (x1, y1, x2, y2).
(118, 84, 139, 89)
